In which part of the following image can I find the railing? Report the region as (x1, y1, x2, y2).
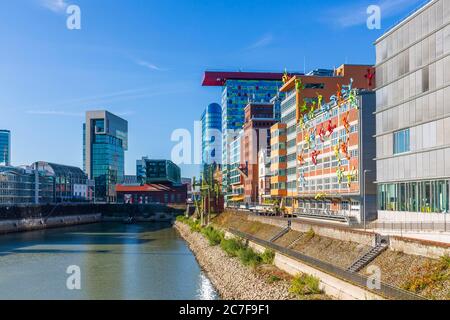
(365, 221, 450, 233)
(229, 228, 425, 300)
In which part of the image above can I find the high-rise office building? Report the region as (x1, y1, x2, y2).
(242, 103, 277, 203)
(375, 0, 450, 223)
(201, 103, 222, 166)
(202, 71, 286, 200)
(83, 111, 128, 203)
(0, 130, 11, 166)
(272, 64, 374, 211)
(229, 130, 244, 203)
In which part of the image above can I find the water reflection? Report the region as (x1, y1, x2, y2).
(0, 222, 219, 300)
(197, 272, 218, 300)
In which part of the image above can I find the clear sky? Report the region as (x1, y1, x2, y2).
(0, 0, 427, 178)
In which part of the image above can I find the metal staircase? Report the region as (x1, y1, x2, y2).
(269, 226, 290, 243)
(346, 243, 388, 273)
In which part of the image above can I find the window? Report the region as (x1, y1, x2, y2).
(393, 129, 410, 154)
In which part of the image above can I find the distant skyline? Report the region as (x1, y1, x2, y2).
(0, 0, 426, 178)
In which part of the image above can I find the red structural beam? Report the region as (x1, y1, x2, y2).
(202, 71, 287, 86)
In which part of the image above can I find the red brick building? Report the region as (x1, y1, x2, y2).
(242, 103, 277, 203)
(116, 183, 187, 204)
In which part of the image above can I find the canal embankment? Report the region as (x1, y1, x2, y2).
(175, 219, 330, 300)
(0, 203, 186, 235)
(0, 214, 101, 235)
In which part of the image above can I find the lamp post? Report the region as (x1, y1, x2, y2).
(363, 169, 372, 231)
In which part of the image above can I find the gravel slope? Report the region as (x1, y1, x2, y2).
(175, 221, 296, 300)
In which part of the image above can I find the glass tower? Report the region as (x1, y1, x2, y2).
(201, 103, 222, 166)
(83, 111, 128, 203)
(0, 130, 11, 166)
(221, 79, 283, 197)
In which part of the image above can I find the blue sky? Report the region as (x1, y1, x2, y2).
(0, 0, 426, 178)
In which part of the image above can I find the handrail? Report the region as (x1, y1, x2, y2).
(228, 228, 425, 300)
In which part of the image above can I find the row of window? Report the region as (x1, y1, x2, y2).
(378, 180, 449, 213)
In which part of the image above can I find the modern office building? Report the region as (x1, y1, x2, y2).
(242, 103, 277, 203)
(0, 130, 11, 166)
(228, 130, 244, 203)
(201, 103, 222, 166)
(0, 166, 49, 205)
(123, 175, 139, 186)
(136, 158, 181, 185)
(258, 149, 272, 203)
(295, 91, 377, 223)
(117, 159, 185, 204)
(32, 162, 94, 203)
(0, 162, 92, 205)
(202, 71, 288, 199)
(272, 64, 375, 210)
(270, 123, 288, 199)
(375, 0, 450, 223)
(83, 111, 128, 203)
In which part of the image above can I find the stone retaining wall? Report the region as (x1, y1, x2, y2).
(0, 214, 102, 234)
(389, 236, 450, 259)
(245, 214, 376, 247)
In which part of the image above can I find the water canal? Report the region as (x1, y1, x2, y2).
(0, 222, 218, 300)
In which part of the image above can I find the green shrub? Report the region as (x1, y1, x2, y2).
(220, 238, 245, 257)
(267, 275, 282, 284)
(441, 255, 450, 268)
(177, 216, 202, 233)
(202, 226, 224, 246)
(289, 274, 323, 297)
(261, 249, 275, 265)
(237, 247, 262, 268)
(305, 228, 316, 241)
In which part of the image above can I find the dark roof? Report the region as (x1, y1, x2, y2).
(34, 162, 86, 177)
(116, 184, 185, 192)
(0, 166, 27, 175)
(202, 71, 289, 87)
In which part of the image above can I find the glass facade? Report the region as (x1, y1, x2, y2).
(0, 166, 53, 205)
(375, 0, 450, 216)
(84, 111, 128, 202)
(221, 79, 283, 197)
(201, 103, 222, 166)
(378, 180, 449, 213)
(145, 160, 181, 184)
(33, 162, 90, 203)
(0, 130, 11, 166)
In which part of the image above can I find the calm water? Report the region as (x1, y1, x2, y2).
(0, 222, 218, 300)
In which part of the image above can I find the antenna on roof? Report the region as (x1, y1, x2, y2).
(303, 56, 306, 74)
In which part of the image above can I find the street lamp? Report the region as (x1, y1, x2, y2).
(363, 169, 372, 231)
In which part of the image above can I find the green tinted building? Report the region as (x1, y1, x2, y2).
(137, 158, 181, 185)
(84, 111, 128, 203)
